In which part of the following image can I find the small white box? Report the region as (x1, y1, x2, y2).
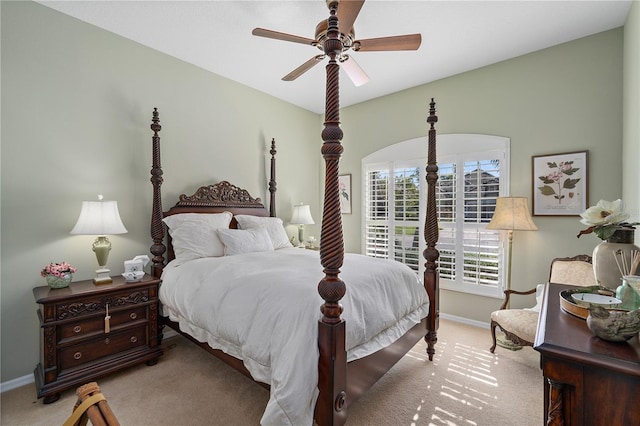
(122, 255, 150, 282)
(124, 260, 144, 273)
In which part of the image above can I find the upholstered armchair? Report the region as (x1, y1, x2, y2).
(490, 254, 595, 352)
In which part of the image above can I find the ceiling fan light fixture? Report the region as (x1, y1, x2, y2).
(252, 0, 421, 83)
(314, 19, 355, 52)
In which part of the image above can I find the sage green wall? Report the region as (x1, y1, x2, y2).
(623, 1, 640, 242)
(1, 1, 321, 383)
(339, 29, 624, 322)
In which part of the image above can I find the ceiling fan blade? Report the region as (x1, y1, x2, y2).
(354, 34, 422, 51)
(282, 55, 325, 81)
(252, 28, 316, 46)
(339, 55, 369, 87)
(337, 0, 365, 35)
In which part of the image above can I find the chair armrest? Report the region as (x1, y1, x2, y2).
(500, 288, 537, 310)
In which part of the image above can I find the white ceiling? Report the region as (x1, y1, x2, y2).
(37, 0, 632, 114)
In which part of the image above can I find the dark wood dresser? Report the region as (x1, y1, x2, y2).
(534, 282, 640, 425)
(33, 274, 163, 403)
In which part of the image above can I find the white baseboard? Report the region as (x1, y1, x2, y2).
(0, 373, 34, 393)
(1, 317, 484, 394)
(440, 312, 490, 329)
(163, 329, 178, 339)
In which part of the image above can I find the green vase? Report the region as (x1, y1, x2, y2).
(46, 273, 72, 289)
(616, 277, 640, 310)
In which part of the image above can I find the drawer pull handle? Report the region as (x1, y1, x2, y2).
(130, 336, 138, 343)
(73, 326, 82, 334)
(130, 313, 137, 320)
(104, 338, 110, 345)
(74, 352, 82, 360)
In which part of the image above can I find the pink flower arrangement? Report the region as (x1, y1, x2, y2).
(41, 262, 76, 277)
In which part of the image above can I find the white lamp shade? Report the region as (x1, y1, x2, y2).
(486, 197, 537, 231)
(290, 204, 315, 225)
(70, 200, 128, 235)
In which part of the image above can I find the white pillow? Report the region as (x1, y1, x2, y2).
(163, 212, 233, 265)
(217, 227, 274, 256)
(234, 215, 293, 249)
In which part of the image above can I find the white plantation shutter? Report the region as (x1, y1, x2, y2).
(365, 167, 389, 259)
(436, 162, 456, 280)
(364, 162, 424, 274)
(438, 151, 506, 296)
(392, 167, 421, 272)
(462, 160, 500, 287)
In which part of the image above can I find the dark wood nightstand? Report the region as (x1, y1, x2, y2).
(33, 274, 163, 403)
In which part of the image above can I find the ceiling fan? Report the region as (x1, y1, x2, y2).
(252, 0, 421, 87)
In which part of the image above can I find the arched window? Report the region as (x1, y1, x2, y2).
(362, 134, 510, 298)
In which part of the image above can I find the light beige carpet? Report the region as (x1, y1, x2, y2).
(1, 319, 542, 425)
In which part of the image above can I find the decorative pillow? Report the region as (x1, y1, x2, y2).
(217, 227, 274, 256)
(234, 215, 293, 249)
(163, 212, 233, 265)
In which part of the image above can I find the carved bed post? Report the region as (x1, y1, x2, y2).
(150, 108, 166, 278)
(424, 99, 440, 360)
(269, 138, 277, 218)
(316, 4, 347, 426)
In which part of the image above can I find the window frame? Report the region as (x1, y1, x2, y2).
(362, 134, 510, 299)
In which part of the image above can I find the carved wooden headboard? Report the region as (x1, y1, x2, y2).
(149, 107, 277, 277)
(162, 181, 271, 262)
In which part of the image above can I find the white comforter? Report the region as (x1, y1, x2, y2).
(160, 248, 429, 425)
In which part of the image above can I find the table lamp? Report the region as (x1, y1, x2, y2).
(71, 195, 128, 284)
(487, 196, 537, 349)
(290, 204, 315, 246)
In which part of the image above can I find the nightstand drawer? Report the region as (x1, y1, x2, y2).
(54, 287, 151, 322)
(58, 306, 148, 341)
(59, 326, 146, 371)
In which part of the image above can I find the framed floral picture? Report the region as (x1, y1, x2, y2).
(338, 174, 352, 214)
(532, 150, 588, 216)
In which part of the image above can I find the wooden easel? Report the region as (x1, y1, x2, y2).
(62, 382, 119, 426)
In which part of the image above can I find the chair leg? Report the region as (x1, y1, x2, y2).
(490, 320, 498, 353)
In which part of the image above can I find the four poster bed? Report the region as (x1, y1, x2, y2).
(148, 8, 439, 426)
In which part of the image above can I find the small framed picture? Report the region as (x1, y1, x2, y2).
(532, 150, 588, 216)
(338, 174, 352, 214)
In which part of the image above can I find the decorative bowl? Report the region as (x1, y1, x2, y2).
(45, 273, 72, 289)
(571, 293, 622, 308)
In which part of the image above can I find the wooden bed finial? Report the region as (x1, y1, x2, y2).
(424, 98, 440, 360)
(150, 108, 166, 278)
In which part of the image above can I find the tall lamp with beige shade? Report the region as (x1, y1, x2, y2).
(70, 195, 128, 284)
(487, 196, 538, 349)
